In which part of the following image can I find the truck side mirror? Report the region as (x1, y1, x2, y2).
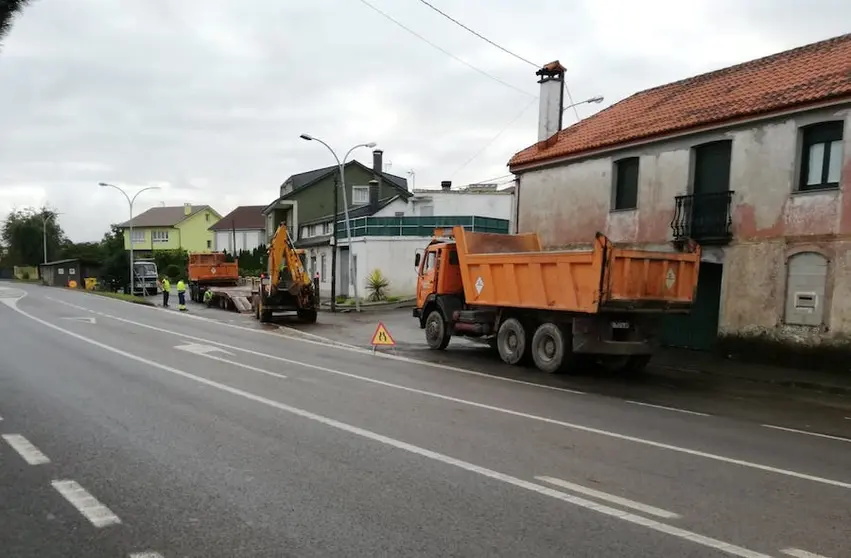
(414, 253, 421, 268)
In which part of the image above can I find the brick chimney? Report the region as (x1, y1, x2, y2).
(536, 61, 566, 142)
(368, 179, 380, 213)
(441, 180, 451, 191)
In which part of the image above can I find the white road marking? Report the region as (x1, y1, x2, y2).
(39, 295, 851, 490)
(2, 434, 51, 465)
(626, 400, 710, 417)
(61, 316, 97, 324)
(10, 304, 770, 558)
(129, 552, 165, 558)
(51, 480, 121, 528)
(762, 424, 851, 444)
(174, 343, 287, 379)
(781, 548, 832, 558)
(46, 293, 588, 395)
(536, 476, 680, 519)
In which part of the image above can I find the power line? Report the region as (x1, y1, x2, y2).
(355, 0, 535, 98)
(415, 0, 538, 68)
(412, 0, 582, 121)
(451, 97, 537, 178)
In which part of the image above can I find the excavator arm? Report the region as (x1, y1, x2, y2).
(267, 224, 311, 294)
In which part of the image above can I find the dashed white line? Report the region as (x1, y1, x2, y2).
(762, 424, 851, 444)
(33, 294, 851, 490)
(51, 480, 121, 528)
(535, 476, 681, 519)
(2, 434, 51, 465)
(781, 548, 832, 558)
(129, 553, 165, 558)
(625, 400, 710, 417)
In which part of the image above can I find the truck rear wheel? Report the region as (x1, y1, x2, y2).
(425, 310, 450, 350)
(531, 322, 567, 374)
(497, 318, 527, 365)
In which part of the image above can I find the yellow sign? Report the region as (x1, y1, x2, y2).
(68, 280, 78, 289)
(370, 322, 396, 346)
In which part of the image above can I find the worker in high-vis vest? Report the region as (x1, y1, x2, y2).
(161, 276, 171, 307)
(177, 279, 187, 311)
(203, 288, 213, 307)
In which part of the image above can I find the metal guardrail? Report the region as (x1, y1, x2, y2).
(671, 191, 734, 243)
(335, 215, 510, 239)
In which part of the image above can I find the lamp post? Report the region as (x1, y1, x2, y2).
(40, 208, 60, 264)
(299, 134, 376, 312)
(99, 182, 160, 295)
(562, 95, 604, 116)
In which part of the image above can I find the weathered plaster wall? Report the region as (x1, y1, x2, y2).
(516, 104, 851, 351)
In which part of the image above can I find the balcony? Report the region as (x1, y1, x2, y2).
(336, 215, 510, 238)
(671, 191, 734, 244)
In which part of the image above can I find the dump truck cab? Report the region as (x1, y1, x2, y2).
(415, 238, 464, 314)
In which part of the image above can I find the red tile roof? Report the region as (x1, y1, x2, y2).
(509, 33, 851, 170)
(208, 205, 266, 231)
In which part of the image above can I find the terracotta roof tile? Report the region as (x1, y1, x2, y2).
(509, 33, 851, 169)
(208, 205, 266, 231)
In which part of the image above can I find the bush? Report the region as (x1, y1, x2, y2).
(365, 269, 390, 302)
(165, 264, 181, 279)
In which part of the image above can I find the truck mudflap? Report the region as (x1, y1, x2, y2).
(571, 315, 655, 356)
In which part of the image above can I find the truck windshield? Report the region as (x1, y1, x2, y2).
(134, 262, 157, 277)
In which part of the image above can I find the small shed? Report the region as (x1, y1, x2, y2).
(39, 259, 100, 288)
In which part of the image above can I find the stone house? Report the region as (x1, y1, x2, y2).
(508, 34, 851, 354)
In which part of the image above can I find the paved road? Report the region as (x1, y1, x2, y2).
(1, 284, 849, 557)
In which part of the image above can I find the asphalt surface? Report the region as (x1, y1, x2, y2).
(1, 284, 849, 557)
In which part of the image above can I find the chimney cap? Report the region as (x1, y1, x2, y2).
(372, 148, 383, 154)
(536, 60, 566, 79)
(440, 180, 452, 190)
(368, 179, 379, 185)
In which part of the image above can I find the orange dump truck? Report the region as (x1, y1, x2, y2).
(412, 226, 701, 373)
(187, 252, 239, 303)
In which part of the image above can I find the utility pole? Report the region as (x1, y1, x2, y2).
(330, 174, 339, 312)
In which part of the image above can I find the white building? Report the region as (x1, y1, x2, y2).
(209, 205, 267, 253)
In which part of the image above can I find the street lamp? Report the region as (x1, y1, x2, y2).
(99, 182, 160, 296)
(562, 95, 604, 115)
(300, 134, 376, 313)
(40, 208, 60, 265)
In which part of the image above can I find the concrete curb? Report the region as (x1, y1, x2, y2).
(653, 364, 851, 396)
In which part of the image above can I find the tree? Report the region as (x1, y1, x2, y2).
(1, 207, 66, 266)
(0, 0, 32, 50)
(98, 224, 129, 291)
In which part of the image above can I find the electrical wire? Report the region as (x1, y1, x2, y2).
(451, 97, 537, 178)
(355, 0, 535, 98)
(415, 0, 538, 68)
(412, 0, 582, 121)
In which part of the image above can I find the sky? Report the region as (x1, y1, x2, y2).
(0, 0, 848, 242)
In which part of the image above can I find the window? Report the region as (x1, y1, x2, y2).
(152, 230, 169, 243)
(301, 226, 309, 238)
(205, 213, 210, 222)
(395, 211, 405, 217)
(321, 253, 327, 281)
(69, 268, 76, 275)
(310, 254, 317, 277)
(323, 222, 332, 235)
(784, 252, 828, 326)
(206, 240, 212, 249)
(422, 251, 436, 274)
(352, 186, 369, 204)
(613, 157, 639, 210)
(310, 224, 321, 237)
(130, 230, 145, 243)
(800, 121, 843, 191)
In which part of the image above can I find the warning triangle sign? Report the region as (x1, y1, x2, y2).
(370, 322, 396, 346)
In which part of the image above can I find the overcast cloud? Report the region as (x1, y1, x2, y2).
(1, 0, 848, 241)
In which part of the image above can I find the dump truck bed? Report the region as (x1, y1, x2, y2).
(448, 227, 700, 314)
(188, 252, 239, 285)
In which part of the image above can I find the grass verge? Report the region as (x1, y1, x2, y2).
(86, 291, 155, 306)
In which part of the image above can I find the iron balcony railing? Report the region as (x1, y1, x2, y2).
(335, 215, 510, 239)
(671, 191, 734, 243)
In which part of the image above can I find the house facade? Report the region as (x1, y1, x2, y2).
(508, 34, 851, 354)
(209, 205, 266, 252)
(263, 149, 411, 297)
(120, 204, 221, 254)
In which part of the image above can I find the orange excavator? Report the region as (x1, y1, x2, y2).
(253, 223, 318, 323)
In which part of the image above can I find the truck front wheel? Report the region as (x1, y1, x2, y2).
(531, 322, 567, 374)
(425, 310, 451, 350)
(497, 318, 527, 365)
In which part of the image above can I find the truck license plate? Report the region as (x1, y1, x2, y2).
(611, 321, 630, 329)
